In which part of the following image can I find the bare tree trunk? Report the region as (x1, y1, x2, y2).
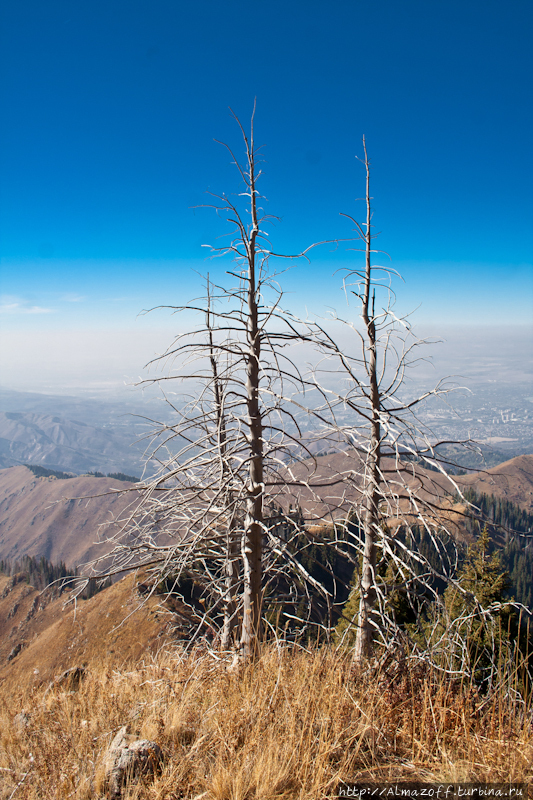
(206, 279, 240, 650)
(221, 516, 239, 649)
(354, 138, 380, 661)
(240, 116, 264, 659)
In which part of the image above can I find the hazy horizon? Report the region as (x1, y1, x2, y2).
(0, 321, 531, 399)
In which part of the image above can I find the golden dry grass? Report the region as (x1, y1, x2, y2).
(0, 644, 531, 799)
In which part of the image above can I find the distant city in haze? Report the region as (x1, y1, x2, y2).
(0, 321, 532, 479)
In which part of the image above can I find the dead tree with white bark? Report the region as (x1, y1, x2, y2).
(84, 122, 508, 671)
(307, 138, 483, 661)
(88, 108, 346, 659)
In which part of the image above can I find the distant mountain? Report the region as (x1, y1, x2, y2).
(1, 385, 532, 478)
(0, 386, 158, 428)
(0, 454, 531, 578)
(0, 411, 144, 475)
(0, 466, 140, 567)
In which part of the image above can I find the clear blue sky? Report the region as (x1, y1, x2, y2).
(0, 0, 531, 392)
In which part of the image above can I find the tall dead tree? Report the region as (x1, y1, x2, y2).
(200, 108, 293, 656)
(354, 137, 381, 659)
(88, 107, 339, 659)
(237, 114, 264, 653)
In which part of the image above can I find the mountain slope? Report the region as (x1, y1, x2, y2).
(0, 466, 139, 567)
(0, 572, 170, 691)
(456, 453, 533, 511)
(0, 455, 530, 576)
(280, 451, 533, 520)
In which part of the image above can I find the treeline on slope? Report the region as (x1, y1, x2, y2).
(158, 491, 532, 649)
(293, 492, 533, 682)
(0, 555, 111, 599)
(336, 519, 464, 636)
(459, 487, 533, 610)
(24, 464, 139, 482)
(366, 490, 533, 615)
(413, 526, 531, 686)
(336, 511, 533, 689)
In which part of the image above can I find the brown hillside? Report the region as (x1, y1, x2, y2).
(456, 453, 533, 510)
(0, 466, 140, 568)
(0, 455, 530, 582)
(280, 451, 533, 520)
(0, 572, 171, 692)
(278, 450, 454, 522)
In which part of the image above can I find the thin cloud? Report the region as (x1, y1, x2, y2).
(0, 297, 54, 315)
(60, 293, 86, 303)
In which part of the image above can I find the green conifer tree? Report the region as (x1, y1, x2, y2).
(434, 526, 512, 681)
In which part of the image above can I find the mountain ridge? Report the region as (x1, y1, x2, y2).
(0, 410, 145, 475)
(0, 455, 531, 574)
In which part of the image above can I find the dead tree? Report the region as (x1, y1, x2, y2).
(352, 137, 381, 659)
(84, 122, 497, 669)
(205, 278, 239, 649)
(87, 107, 340, 659)
(309, 138, 479, 661)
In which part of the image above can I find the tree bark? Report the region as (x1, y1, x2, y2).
(240, 120, 264, 659)
(354, 138, 381, 661)
(206, 279, 240, 651)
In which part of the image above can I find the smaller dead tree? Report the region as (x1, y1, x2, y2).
(310, 138, 480, 661)
(205, 278, 239, 648)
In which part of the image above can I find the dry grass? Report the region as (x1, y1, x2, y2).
(0, 644, 531, 799)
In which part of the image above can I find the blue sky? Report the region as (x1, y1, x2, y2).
(0, 0, 531, 392)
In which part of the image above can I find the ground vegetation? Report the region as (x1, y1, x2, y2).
(0, 644, 531, 799)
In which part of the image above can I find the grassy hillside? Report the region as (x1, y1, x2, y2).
(0, 573, 170, 691)
(1, 645, 532, 799)
(1, 456, 532, 797)
(0, 466, 139, 567)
